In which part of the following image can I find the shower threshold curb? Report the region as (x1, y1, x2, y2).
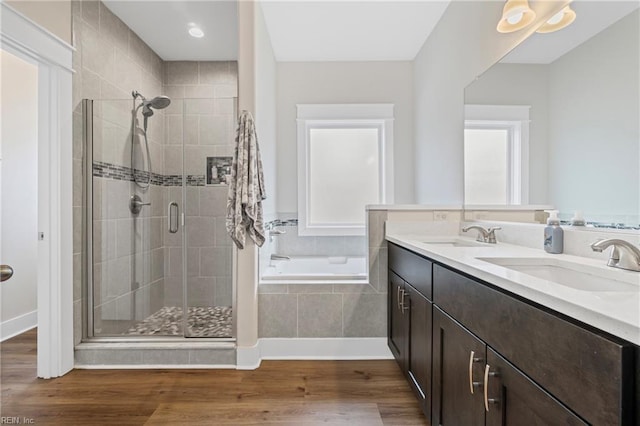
(76, 341, 236, 350)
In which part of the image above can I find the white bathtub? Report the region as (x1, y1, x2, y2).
(261, 256, 367, 284)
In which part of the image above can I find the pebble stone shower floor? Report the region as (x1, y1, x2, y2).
(127, 306, 233, 337)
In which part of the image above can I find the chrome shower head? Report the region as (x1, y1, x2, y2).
(148, 96, 171, 109)
(141, 96, 171, 117)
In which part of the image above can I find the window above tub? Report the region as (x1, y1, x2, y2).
(297, 104, 394, 236)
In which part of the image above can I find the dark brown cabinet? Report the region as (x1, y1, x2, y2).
(432, 307, 586, 426)
(388, 271, 407, 369)
(432, 306, 485, 426)
(388, 242, 638, 425)
(405, 284, 432, 417)
(388, 244, 433, 419)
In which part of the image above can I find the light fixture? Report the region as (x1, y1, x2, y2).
(188, 23, 204, 38)
(536, 5, 576, 33)
(497, 0, 537, 33)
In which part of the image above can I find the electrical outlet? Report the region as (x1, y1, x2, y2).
(434, 212, 448, 221)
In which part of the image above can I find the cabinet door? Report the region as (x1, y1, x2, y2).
(485, 347, 587, 426)
(432, 307, 485, 426)
(406, 284, 432, 419)
(388, 271, 407, 369)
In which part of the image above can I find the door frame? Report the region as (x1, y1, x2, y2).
(1, 3, 74, 378)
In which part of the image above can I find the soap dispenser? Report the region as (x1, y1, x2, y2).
(544, 210, 564, 254)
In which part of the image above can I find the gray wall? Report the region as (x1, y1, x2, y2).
(276, 61, 415, 210)
(548, 10, 639, 223)
(412, 0, 567, 205)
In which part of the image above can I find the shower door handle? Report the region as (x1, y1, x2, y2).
(168, 202, 179, 233)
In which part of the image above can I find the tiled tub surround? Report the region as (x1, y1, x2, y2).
(257, 212, 383, 338)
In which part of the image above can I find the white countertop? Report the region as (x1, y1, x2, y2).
(386, 231, 640, 346)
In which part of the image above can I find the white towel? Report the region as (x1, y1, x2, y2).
(226, 110, 266, 249)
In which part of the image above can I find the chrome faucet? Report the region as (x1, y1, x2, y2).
(462, 225, 501, 244)
(270, 254, 291, 261)
(590, 239, 640, 272)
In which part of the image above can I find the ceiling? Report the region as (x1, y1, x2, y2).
(260, 1, 450, 61)
(501, 0, 640, 64)
(102, 1, 637, 65)
(104, 0, 450, 63)
(102, 1, 238, 61)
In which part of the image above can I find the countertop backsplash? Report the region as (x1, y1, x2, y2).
(460, 220, 640, 261)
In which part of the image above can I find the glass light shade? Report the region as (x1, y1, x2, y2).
(497, 0, 537, 33)
(536, 6, 576, 33)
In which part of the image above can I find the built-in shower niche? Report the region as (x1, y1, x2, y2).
(206, 157, 232, 185)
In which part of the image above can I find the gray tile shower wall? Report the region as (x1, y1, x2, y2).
(162, 61, 238, 311)
(72, 0, 166, 343)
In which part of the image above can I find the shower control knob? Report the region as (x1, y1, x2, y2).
(129, 194, 151, 215)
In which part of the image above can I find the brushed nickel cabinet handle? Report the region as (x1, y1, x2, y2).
(484, 364, 499, 411)
(0, 265, 14, 282)
(468, 351, 483, 394)
(400, 289, 409, 313)
(397, 285, 401, 311)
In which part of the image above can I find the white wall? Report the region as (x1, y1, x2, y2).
(254, 3, 278, 217)
(276, 61, 414, 213)
(464, 63, 550, 204)
(548, 10, 639, 222)
(1, 49, 39, 334)
(413, 0, 566, 205)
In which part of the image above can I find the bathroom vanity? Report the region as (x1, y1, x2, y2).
(387, 236, 639, 425)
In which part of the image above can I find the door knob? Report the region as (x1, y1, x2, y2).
(1, 265, 14, 282)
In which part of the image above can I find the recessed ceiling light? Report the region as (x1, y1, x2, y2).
(188, 23, 204, 38)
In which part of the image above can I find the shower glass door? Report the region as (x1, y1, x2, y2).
(87, 97, 184, 337)
(86, 96, 236, 339)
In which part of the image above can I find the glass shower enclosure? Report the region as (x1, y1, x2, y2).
(83, 95, 237, 339)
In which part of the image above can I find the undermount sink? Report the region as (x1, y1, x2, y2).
(477, 257, 640, 293)
(421, 238, 492, 248)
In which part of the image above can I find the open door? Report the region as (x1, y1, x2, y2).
(0, 48, 39, 341)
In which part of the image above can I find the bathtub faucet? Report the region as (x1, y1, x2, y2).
(271, 254, 291, 261)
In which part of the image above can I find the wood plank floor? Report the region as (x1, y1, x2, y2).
(1, 329, 428, 425)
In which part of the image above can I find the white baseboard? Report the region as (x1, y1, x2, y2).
(236, 337, 393, 369)
(1, 310, 37, 342)
(236, 343, 261, 370)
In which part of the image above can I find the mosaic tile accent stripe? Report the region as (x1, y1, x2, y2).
(265, 219, 298, 230)
(93, 161, 208, 187)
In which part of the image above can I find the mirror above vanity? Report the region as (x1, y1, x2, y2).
(464, 1, 639, 228)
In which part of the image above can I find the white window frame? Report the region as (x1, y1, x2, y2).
(464, 105, 530, 205)
(297, 104, 394, 236)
